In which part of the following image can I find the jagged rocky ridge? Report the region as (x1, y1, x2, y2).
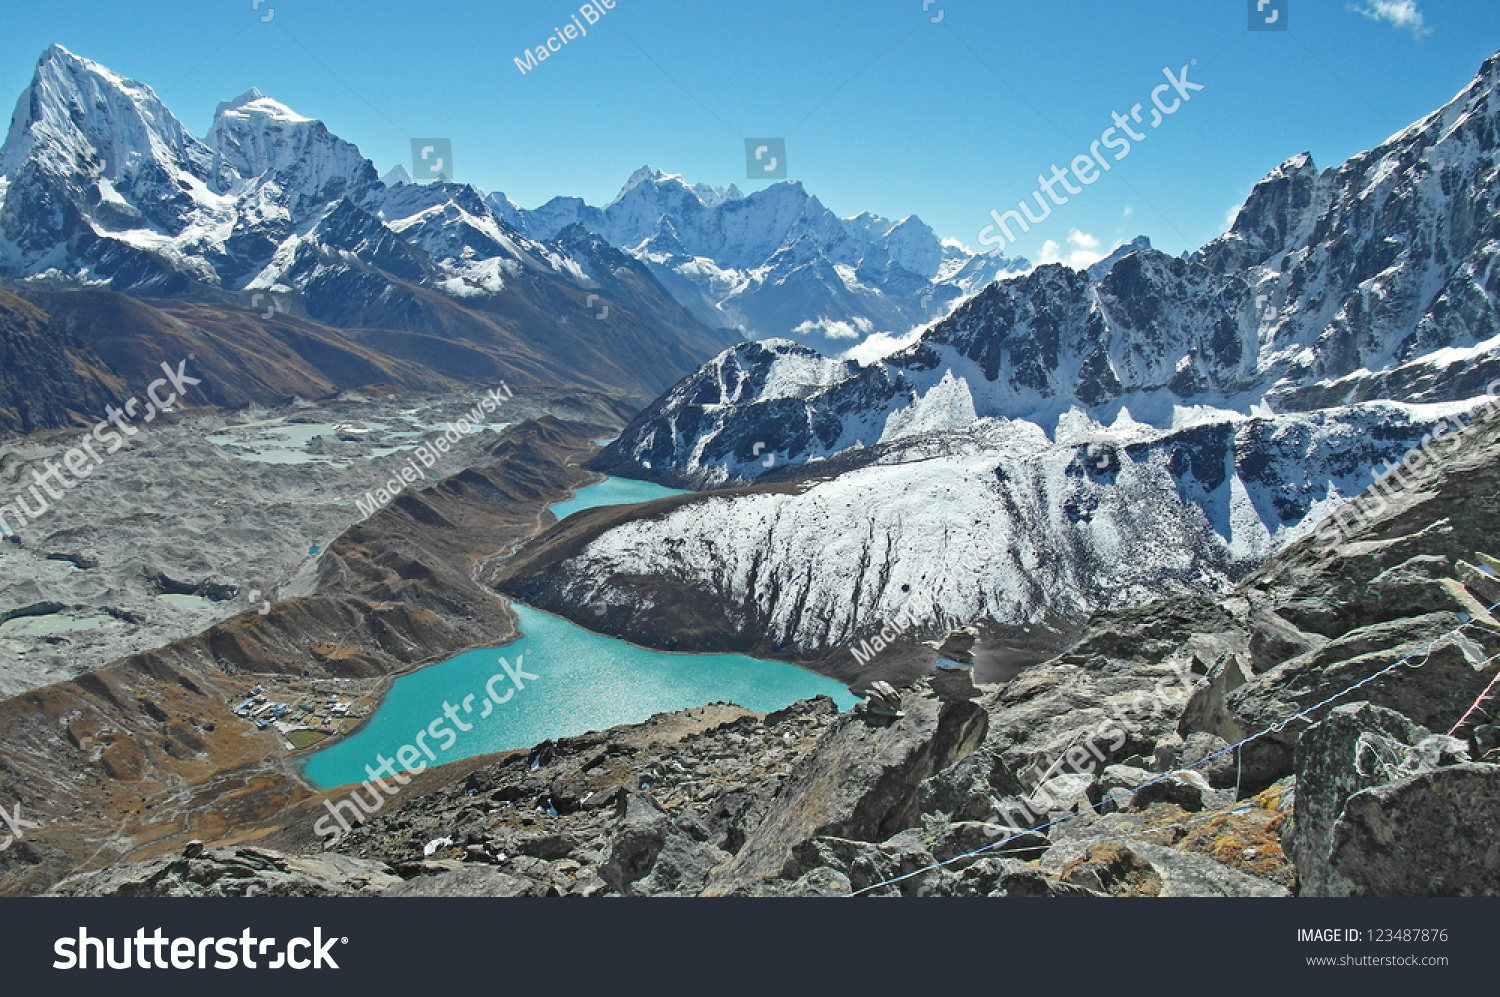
(53, 403, 1500, 897)
(558, 48, 1500, 657)
(605, 48, 1500, 482)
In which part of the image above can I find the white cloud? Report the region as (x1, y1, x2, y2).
(792, 316, 873, 342)
(1037, 229, 1108, 269)
(1068, 229, 1101, 251)
(1351, 1, 1431, 37)
(1122, 205, 1134, 218)
(1223, 203, 1243, 233)
(843, 327, 924, 365)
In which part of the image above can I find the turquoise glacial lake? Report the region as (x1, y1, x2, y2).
(302, 477, 855, 790)
(545, 474, 687, 521)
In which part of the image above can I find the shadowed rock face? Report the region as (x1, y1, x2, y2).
(703, 696, 988, 893)
(0, 272, 726, 434)
(1, 285, 456, 434)
(1287, 699, 1484, 897)
(0, 290, 119, 434)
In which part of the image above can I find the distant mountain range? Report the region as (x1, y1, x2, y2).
(0, 46, 742, 425)
(0, 45, 1033, 435)
(487, 166, 1029, 349)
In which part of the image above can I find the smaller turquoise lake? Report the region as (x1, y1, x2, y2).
(546, 475, 687, 522)
(302, 475, 856, 790)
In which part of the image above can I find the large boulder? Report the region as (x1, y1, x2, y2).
(1290, 698, 1464, 893)
(930, 665, 981, 702)
(1129, 770, 1210, 812)
(702, 694, 987, 893)
(1330, 763, 1500, 896)
(915, 743, 1026, 823)
(1229, 613, 1495, 790)
(600, 791, 725, 896)
(1178, 654, 1252, 745)
(979, 639, 1210, 802)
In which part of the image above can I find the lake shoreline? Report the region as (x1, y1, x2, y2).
(300, 475, 856, 790)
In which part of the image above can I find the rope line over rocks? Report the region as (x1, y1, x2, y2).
(1446, 658, 1500, 738)
(846, 599, 1500, 897)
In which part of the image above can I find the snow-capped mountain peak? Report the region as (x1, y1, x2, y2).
(495, 167, 1029, 349)
(0, 44, 232, 271)
(1, 43, 212, 183)
(213, 88, 309, 125)
(206, 87, 374, 213)
(381, 163, 414, 187)
(626, 168, 743, 207)
(0, 45, 734, 393)
(1085, 235, 1152, 280)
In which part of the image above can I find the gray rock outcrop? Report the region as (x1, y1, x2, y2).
(1330, 763, 1500, 896)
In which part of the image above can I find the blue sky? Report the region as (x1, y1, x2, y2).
(3, 1, 1499, 263)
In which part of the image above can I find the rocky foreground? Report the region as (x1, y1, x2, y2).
(49, 405, 1500, 899)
